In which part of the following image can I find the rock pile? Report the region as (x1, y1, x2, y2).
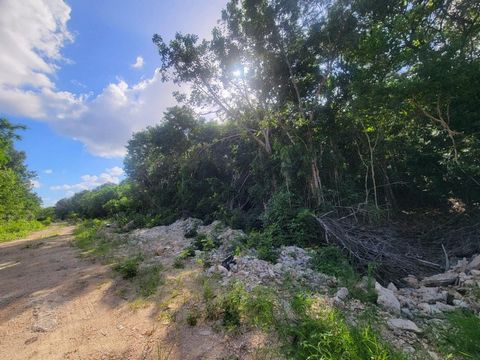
(374, 254, 480, 319)
(208, 246, 336, 290)
(371, 254, 480, 358)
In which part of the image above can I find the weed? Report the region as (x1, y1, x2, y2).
(74, 219, 119, 261)
(193, 233, 216, 251)
(178, 247, 195, 259)
(245, 231, 278, 262)
(137, 264, 163, 297)
(282, 293, 405, 360)
(245, 286, 276, 329)
(186, 306, 201, 326)
(113, 255, 143, 279)
(220, 283, 247, 329)
(173, 256, 185, 268)
(440, 309, 480, 358)
(202, 278, 215, 302)
(129, 298, 149, 310)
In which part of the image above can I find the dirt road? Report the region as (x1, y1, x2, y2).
(0, 225, 274, 360)
(0, 225, 166, 359)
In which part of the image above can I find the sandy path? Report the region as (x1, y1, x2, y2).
(0, 225, 161, 360)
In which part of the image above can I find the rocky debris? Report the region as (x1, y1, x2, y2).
(208, 246, 335, 291)
(387, 318, 422, 334)
(375, 282, 401, 314)
(467, 254, 480, 271)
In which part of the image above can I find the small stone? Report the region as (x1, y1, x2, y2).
(387, 282, 398, 292)
(403, 275, 419, 288)
(335, 287, 349, 301)
(452, 299, 469, 308)
(470, 269, 480, 277)
(387, 318, 422, 334)
(434, 302, 456, 312)
(217, 265, 229, 275)
(467, 254, 480, 271)
(375, 282, 401, 314)
(25, 336, 38, 345)
(416, 287, 447, 304)
(401, 307, 414, 319)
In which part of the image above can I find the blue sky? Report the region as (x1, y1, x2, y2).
(0, 0, 227, 206)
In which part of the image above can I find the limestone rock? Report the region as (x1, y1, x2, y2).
(416, 287, 447, 304)
(387, 318, 422, 334)
(387, 282, 398, 292)
(402, 275, 419, 288)
(335, 287, 349, 301)
(467, 254, 480, 271)
(421, 272, 457, 287)
(375, 282, 401, 314)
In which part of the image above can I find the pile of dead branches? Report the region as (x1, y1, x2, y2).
(313, 209, 480, 282)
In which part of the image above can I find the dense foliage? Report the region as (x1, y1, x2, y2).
(57, 0, 480, 235)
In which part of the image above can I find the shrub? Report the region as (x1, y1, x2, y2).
(186, 306, 201, 326)
(114, 255, 143, 279)
(245, 230, 278, 263)
(310, 246, 358, 285)
(193, 233, 216, 251)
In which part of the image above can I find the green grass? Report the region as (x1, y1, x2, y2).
(137, 264, 164, 297)
(310, 246, 377, 303)
(281, 294, 406, 360)
(441, 310, 480, 359)
(0, 219, 45, 243)
(74, 219, 111, 255)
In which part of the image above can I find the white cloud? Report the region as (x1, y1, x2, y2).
(31, 179, 41, 189)
(0, 0, 180, 157)
(44, 169, 53, 174)
(53, 72, 178, 157)
(131, 56, 144, 69)
(50, 166, 124, 192)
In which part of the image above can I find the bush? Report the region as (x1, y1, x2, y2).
(245, 230, 278, 262)
(311, 246, 358, 285)
(193, 233, 216, 251)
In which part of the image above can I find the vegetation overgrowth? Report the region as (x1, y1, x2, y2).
(0, 220, 45, 243)
(52, 0, 480, 270)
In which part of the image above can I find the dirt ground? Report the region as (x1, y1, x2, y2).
(0, 225, 265, 360)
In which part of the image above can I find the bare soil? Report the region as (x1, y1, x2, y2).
(0, 225, 270, 360)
